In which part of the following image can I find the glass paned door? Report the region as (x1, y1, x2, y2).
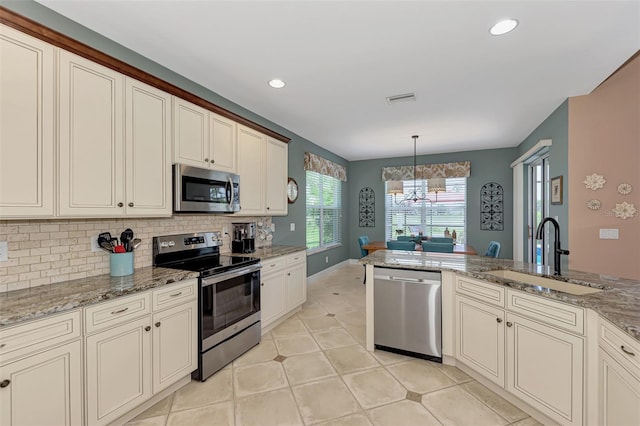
(528, 157, 549, 265)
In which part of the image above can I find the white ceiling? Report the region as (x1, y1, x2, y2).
(36, 0, 639, 161)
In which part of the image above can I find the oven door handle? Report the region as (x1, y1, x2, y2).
(227, 177, 233, 210)
(201, 264, 261, 287)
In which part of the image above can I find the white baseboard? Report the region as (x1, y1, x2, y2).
(307, 259, 361, 284)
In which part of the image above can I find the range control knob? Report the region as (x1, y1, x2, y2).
(160, 242, 169, 248)
(168, 241, 176, 247)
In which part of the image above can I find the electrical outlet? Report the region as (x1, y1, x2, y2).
(325, 256, 329, 264)
(0, 241, 8, 262)
(271, 223, 275, 232)
(599, 229, 619, 239)
(90, 235, 102, 252)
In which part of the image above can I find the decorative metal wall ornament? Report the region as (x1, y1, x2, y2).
(617, 183, 633, 195)
(612, 201, 637, 220)
(586, 199, 601, 211)
(359, 187, 375, 227)
(480, 182, 504, 231)
(584, 173, 606, 190)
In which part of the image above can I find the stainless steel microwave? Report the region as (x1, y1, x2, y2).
(173, 164, 240, 213)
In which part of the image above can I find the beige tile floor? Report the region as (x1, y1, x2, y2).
(127, 263, 543, 426)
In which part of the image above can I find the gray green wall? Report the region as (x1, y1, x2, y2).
(348, 147, 517, 259)
(516, 100, 569, 271)
(4, 0, 350, 276)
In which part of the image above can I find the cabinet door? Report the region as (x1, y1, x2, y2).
(125, 78, 172, 216)
(237, 125, 265, 215)
(173, 97, 209, 168)
(152, 301, 198, 393)
(286, 261, 307, 310)
(599, 348, 640, 426)
(0, 340, 82, 426)
(210, 112, 237, 173)
(0, 25, 55, 217)
(85, 316, 152, 426)
(58, 50, 124, 216)
(506, 313, 583, 426)
(455, 295, 505, 387)
(261, 271, 287, 329)
(265, 137, 288, 215)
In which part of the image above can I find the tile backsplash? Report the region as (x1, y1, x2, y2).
(0, 215, 271, 293)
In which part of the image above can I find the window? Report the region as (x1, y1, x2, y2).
(385, 178, 466, 242)
(306, 171, 342, 251)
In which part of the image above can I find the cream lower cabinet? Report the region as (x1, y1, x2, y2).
(0, 24, 55, 218)
(455, 295, 505, 387)
(0, 310, 82, 426)
(237, 126, 288, 216)
(506, 312, 584, 426)
(261, 252, 307, 331)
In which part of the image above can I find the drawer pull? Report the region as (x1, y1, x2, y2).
(0, 343, 5, 349)
(506, 322, 513, 327)
(155, 322, 161, 328)
(270, 264, 276, 267)
(111, 307, 129, 315)
(145, 326, 151, 332)
(170, 292, 183, 297)
(261, 282, 264, 286)
(496, 318, 503, 323)
(621, 345, 636, 356)
(0, 380, 10, 388)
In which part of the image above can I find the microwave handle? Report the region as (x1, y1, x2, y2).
(226, 177, 233, 209)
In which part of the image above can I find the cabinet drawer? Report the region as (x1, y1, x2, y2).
(0, 310, 81, 363)
(599, 317, 640, 378)
(84, 293, 151, 334)
(261, 256, 286, 274)
(456, 276, 505, 307)
(152, 280, 197, 311)
(286, 251, 305, 266)
(506, 289, 584, 335)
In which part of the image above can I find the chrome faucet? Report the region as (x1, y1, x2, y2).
(535, 217, 570, 275)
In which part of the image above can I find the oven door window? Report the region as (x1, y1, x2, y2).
(201, 272, 258, 339)
(182, 176, 230, 204)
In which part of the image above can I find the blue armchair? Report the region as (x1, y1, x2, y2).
(485, 241, 501, 258)
(421, 241, 454, 253)
(386, 240, 416, 251)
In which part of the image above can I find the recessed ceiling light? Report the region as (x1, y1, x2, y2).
(268, 79, 286, 89)
(489, 18, 518, 36)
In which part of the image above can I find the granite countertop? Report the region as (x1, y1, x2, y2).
(0, 267, 199, 328)
(230, 245, 307, 260)
(361, 251, 640, 342)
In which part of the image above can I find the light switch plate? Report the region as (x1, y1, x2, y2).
(290, 223, 295, 231)
(271, 223, 275, 232)
(0, 241, 8, 262)
(599, 229, 619, 239)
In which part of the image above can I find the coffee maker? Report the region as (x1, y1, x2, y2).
(231, 222, 256, 254)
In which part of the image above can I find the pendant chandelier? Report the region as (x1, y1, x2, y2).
(387, 135, 446, 205)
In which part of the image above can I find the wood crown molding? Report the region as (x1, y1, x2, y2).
(0, 6, 290, 143)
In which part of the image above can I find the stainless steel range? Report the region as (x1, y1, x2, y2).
(153, 232, 261, 381)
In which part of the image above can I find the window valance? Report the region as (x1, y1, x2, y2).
(381, 161, 470, 181)
(304, 152, 347, 182)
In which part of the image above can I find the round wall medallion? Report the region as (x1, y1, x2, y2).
(287, 177, 299, 204)
(618, 183, 632, 195)
(586, 199, 601, 210)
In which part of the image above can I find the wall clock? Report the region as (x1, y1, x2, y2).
(287, 178, 299, 204)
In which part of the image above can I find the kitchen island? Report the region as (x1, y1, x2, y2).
(360, 250, 640, 426)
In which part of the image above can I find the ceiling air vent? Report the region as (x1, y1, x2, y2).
(386, 92, 416, 104)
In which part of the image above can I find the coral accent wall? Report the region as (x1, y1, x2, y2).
(568, 55, 640, 280)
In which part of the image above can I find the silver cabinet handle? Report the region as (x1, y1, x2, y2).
(170, 292, 182, 297)
(506, 322, 513, 327)
(496, 318, 503, 323)
(111, 307, 129, 315)
(621, 345, 636, 356)
(0, 380, 10, 388)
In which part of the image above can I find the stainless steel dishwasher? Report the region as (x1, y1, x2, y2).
(373, 267, 442, 361)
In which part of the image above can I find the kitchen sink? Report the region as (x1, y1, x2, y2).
(485, 270, 603, 295)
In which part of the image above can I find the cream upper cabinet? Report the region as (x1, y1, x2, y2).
(237, 125, 266, 215)
(125, 78, 172, 216)
(173, 97, 209, 168)
(237, 126, 288, 216)
(0, 24, 55, 218)
(58, 50, 125, 216)
(173, 98, 237, 172)
(265, 137, 288, 215)
(210, 112, 237, 173)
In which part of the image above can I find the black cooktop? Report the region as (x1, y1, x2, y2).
(158, 254, 260, 277)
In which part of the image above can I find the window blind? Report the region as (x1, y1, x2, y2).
(306, 171, 342, 251)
